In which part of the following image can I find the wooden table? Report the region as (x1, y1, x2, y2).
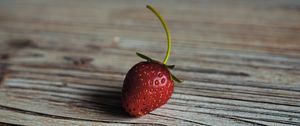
(0, 0, 300, 125)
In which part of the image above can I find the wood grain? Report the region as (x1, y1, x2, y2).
(0, 0, 300, 125)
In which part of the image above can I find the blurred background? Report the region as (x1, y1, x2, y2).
(1, 0, 300, 83)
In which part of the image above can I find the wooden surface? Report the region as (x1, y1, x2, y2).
(0, 0, 300, 125)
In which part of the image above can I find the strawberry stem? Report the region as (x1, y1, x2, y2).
(146, 5, 171, 64)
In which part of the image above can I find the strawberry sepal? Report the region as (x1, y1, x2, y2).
(166, 65, 175, 69)
(136, 52, 153, 62)
(171, 73, 183, 83)
(136, 52, 182, 83)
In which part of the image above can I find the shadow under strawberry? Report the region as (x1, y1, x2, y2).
(86, 86, 131, 118)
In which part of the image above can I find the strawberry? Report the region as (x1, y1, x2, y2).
(121, 5, 182, 117)
(122, 61, 174, 117)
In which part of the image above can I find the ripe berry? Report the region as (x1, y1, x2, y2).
(121, 5, 182, 117)
(122, 61, 174, 117)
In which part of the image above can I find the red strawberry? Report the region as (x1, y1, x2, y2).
(122, 61, 174, 117)
(121, 5, 182, 117)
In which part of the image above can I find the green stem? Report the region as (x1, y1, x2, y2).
(146, 5, 171, 64)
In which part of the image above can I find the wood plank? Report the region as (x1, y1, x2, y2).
(0, 0, 300, 125)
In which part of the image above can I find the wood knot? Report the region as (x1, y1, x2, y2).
(0, 63, 9, 86)
(0, 53, 11, 86)
(85, 44, 102, 50)
(0, 53, 10, 60)
(63, 56, 94, 67)
(8, 39, 37, 49)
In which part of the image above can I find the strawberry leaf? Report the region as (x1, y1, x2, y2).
(171, 73, 183, 83)
(136, 52, 153, 61)
(166, 65, 175, 69)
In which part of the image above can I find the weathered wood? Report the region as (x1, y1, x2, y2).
(0, 0, 300, 125)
